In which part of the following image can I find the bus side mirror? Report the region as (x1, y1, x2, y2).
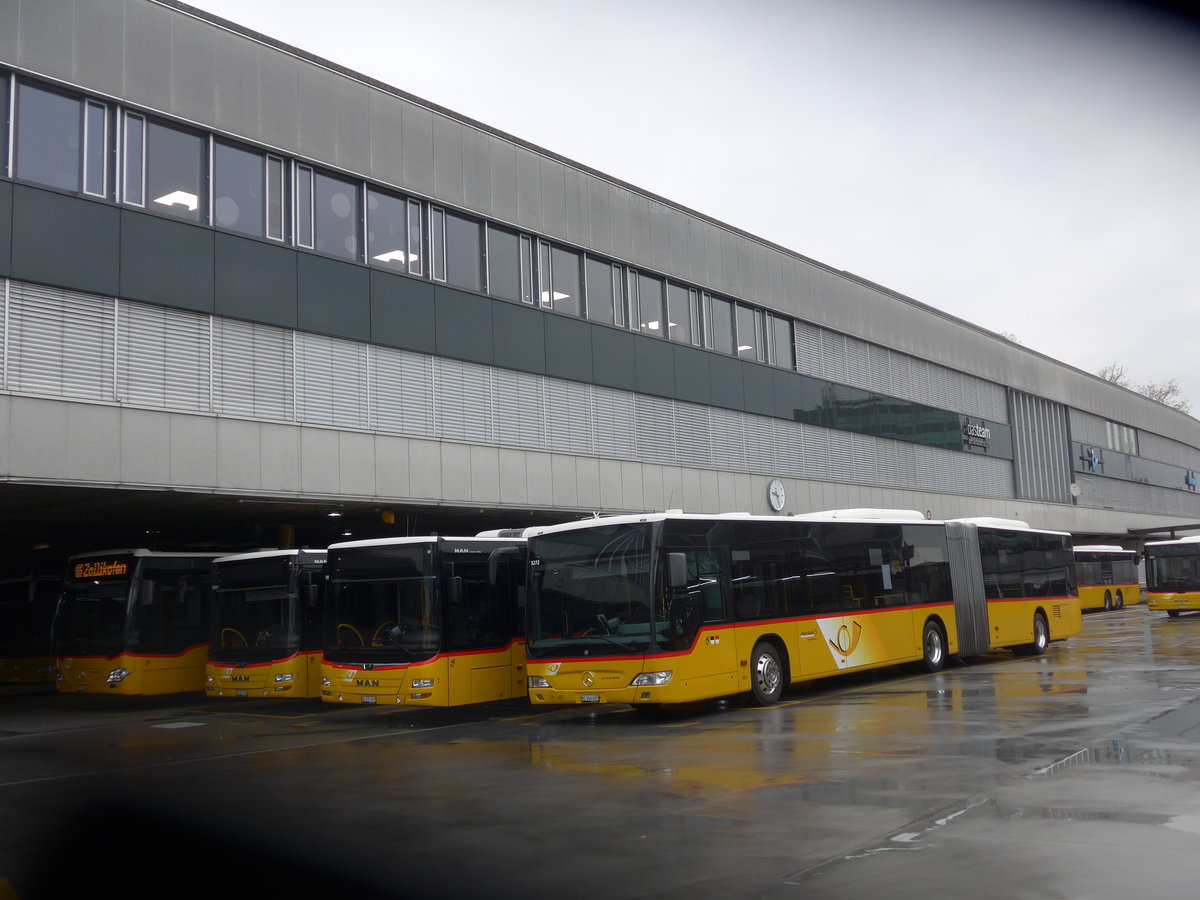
(305, 584, 320, 608)
(667, 553, 688, 590)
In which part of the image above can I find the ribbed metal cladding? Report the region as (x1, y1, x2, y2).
(1011, 390, 1071, 503)
(945, 521, 991, 657)
(6, 282, 114, 401)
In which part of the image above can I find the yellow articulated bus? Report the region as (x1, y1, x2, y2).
(320, 533, 528, 707)
(524, 510, 1080, 708)
(53, 550, 223, 695)
(1073, 545, 1140, 611)
(1145, 535, 1200, 618)
(206, 549, 327, 699)
(0, 574, 61, 684)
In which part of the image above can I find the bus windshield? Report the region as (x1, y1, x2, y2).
(1148, 548, 1200, 592)
(54, 581, 130, 656)
(527, 522, 659, 657)
(326, 544, 441, 662)
(213, 587, 297, 655)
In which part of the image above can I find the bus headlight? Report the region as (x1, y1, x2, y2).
(274, 674, 294, 683)
(106, 668, 131, 684)
(321, 677, 331, 687)
(630, 671, 673, 686)
(527, 676, 551, 689)
(411, 679, 434, 689)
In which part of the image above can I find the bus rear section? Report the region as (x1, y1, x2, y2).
(54, 551, 221, 696)
(945, 519, 1081, 658)
(524, 510, 960, 709)
(1145, 536, 1200, 617)
(1074, 545, 1140, 611)
(320, 534, 527, 707)
(0, 574, 61, 684)
(207, 549, 327, 699)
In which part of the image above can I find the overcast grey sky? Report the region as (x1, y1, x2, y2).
(187, 0, 1200, 414)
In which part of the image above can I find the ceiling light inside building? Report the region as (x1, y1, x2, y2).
(153, 190, 199, 212)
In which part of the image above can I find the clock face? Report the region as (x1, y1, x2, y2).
(768, 479, 785, 511)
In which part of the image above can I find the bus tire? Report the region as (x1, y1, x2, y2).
(1167, 610, 1181, 618)
(1026, 612, 1049, 656)
(1103, 590, 1113, 610)
(749, 642, 784, 706)
(1115, 589, 1125, 608)
(921, 620, 946, 673)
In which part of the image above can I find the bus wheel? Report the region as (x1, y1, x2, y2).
(1103, 591, 1113, 610)
(922, 621, 946, 673)
(1167, 610, 1181, 618)
(1026, 612, 1049, 655)
(749, 643, 784, 705)
(1115, 590, 1125, 608)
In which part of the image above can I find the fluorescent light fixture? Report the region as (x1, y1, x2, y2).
(738, 344, 753, 352)
(646, 320, 660, 330)
(153, 190, 199, 211)
(373, 250, 407, 264)
(540, 290, 571, 303)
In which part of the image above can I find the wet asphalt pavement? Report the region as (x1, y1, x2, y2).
(2, 604, 1199, 899)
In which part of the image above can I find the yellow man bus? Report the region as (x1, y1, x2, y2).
(320, 533, 528, 707)
(1073, 545, 1140, 611)
(206, 549, 327, 699)
(53, 550, 222, 695)
(0, 574, 61, 684)
(524, 511, 1079, 708)
(1145, 535, 1200, 617)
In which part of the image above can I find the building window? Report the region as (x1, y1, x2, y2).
(769, 313, 793, 369)
(706, 294, 734, 355)
(538, 242, 581, 317)
(407, 199, 424, 276)
(122, 112, 145, 206)
(487, 225, 525, 303)
(295, 164, 314, 247)
(432, 208, 482, 291)
(266, 155, 285, 241)
(1, 74, 8, 179)
(83, 100, 108, 198)
(667, 282, 699, 345)
(144, 119, 205, 222)
(586, 257, 623, 326)
(634, 271, 665, 337)
(368, 188, 418, 271)
(312, 170, 360, 261)
(736, 304, 763, 361)
(214, 141, 265, 237)
(1105, 420, 1137, 456)
(14, 82, 81, 192)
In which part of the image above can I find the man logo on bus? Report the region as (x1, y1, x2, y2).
(829, 621, 863, 657)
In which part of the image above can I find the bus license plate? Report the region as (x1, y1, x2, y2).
(236, 690, 248, 698)
(580, 694, 601, 703)
(361, 696, 377, 704)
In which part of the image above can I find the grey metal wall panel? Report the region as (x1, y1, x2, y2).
(15, 0, 73, 75)
(213, 28, 260, 142)
(593, 387, 636, 459)
(170, 12, 216, 123)
(432, 115, 465, 208)
(332, 76, 370, 176)
(492, 301, 545, 375)
(586, 174, 612, 257)
(295, 64, 337, 167)
(370, 270, 435, 354)
(710, 408, 746, 472)
(120, 211, 215, 313)
(667, 208, 689, 277)
(675, 404, 713, 469)
(540, 158, 569, 239)
(296, 253, 370, 341)
(633, 336, 674, 399)
(73, 0, 126, 96)
(0, 181, 11, 276)
(120, 408, 171, 484)
(635, 396, 676, 464)
(11, 187, 119, 296)
(123, 0, 173, 112)
(704, 224, 723, 295)
(708, 354, 744, 411)
(544, 314, 593, 384)
(720, 231, 740, 297)
(66, 402, 121, 482)
(563, 167, 589, 247)
(7, 396, 70, 478)
(434, 357, 494, 443)
(461, 126, 492, 218)
(608, 187, 632, 263)
(741, 363, 774, 417)
(214, 231, 297, 328)
(488, 136, 519, 225)
(546, 381, 594, 455)
(627, 194, 651, 270)
(368, 89, 404, 189)
(648, 200, 671, 272)
(0, 0, 16, 64)
(672, 344, 711, 406)
(433, 285, 492, 365)
(687, 217, 707, 280)
(513, 151, 542, 233)
(374, 433, 411, 498)
(7, 282, 114, 400)
(215, 417, 262, 490)
(401, 103, 435, 197)
(255, 43, 299, 150)
(591, 327, 637, 392)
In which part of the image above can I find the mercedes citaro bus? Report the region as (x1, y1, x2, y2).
(523, 510, 1080, 708)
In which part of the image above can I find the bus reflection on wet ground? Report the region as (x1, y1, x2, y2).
(3, 605, 1200, 899)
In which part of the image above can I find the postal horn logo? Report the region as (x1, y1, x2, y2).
(829, 621, 863, 656)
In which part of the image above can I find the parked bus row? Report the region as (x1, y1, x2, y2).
(6, 512, 1197, 709)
